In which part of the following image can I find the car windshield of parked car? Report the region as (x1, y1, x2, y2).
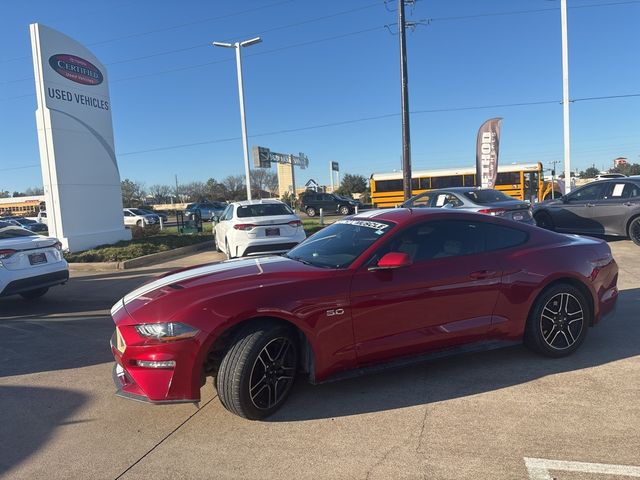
(237, 204, 293, 218)
(0, 222, 36, 238)
(463, 189, 513, 204)
(286, 219, 395, 268)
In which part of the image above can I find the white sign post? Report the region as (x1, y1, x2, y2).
(30, 23, 130, 252)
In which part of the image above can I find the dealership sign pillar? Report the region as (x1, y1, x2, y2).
(30, 24, 130, 252)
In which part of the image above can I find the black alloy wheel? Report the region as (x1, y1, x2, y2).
(525, 283, 589, 357)
(628, 217, 640, 246)
(216, 322, 298, 419)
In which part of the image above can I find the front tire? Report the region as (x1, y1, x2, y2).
(534, 211, 555, 231)
(216, 322, 298, 420)
(20, 287, 49, 300)
(628, 216, 640, 246)
(524, 283, 590, 358)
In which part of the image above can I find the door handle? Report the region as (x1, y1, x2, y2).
(624, 202, 634, 207)
(469, 270, 498, 280)
(586, 203, 595, 207)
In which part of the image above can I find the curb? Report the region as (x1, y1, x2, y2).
(69, 240, 215, 271)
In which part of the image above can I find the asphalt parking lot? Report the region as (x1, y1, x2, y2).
(1, 241, 639, 479)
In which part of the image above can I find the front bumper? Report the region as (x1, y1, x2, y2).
(110, 328, 202, 404)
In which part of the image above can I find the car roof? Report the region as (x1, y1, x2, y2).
(350, 207, 494, 224)
(231, 199, 285, 206)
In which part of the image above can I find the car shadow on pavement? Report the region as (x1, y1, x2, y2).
(0, 316, 115, 378)
(0, 386, 87, 477)
(270, 287, 640, 422)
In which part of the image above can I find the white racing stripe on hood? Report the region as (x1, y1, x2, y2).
(122, 257, 283, 305)
(353, 208, 397, 218)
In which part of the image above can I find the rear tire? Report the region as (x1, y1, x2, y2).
(216, 322, 298, 420)
(20, 287, 49, 300)
(534, 211, 555, 231)
(524, 283, 590, 358)
(215, 234, 222, 253)
(136, 220, 143, 227)
(305, 207, 316, 217)
(628, 216, 640, 246)
(339, 205, 350, 216)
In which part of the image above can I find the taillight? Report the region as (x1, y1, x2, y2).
(53, 241, 62, 251)
(0, 249, 17, 259)
(233, 224, 256, 231)
(477, 208, 506, 216)
(589, 254, 614, 281)
(288, 220, 302, 227)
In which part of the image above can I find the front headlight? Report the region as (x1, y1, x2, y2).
(135, 322, 199, 342)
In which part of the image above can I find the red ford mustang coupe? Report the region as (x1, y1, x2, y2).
(110, 209, 618, 419)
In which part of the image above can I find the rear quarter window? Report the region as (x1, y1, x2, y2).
(483, 224, 528, 251)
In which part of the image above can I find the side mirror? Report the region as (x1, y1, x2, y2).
(561, 196, 569, 204)
(369, 252, 412, 271)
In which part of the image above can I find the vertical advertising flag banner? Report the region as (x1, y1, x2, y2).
(30, 23, 131, 252)
(475, 118, 503, 189)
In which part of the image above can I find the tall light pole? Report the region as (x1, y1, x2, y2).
(560, 0, 572, 193)
(213, 37, 262, 201)
(398, 0, 412, 201)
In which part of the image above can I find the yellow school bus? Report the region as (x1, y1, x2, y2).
(0, 196, 45, 217)
(370, 162, 561, 208)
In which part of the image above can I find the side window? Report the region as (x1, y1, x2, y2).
(435, 193, 463, 207)
(483, 224, 528, 251)
(604, 182, 639, 199)
(224, 206, 234, 221)
(407, 193, 432, 208)
(124, 211, 131, 217)
(220, 206, 231, 221)
(570, 183, 606, 202)
(373, 220, 485, 264)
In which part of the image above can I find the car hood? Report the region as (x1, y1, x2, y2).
(111, 255, 322, 324)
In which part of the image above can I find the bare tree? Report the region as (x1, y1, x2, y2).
(250, 169, 278, 198)
(148, 184, 172, 203)
(121, 179, 146, 207)
(24, 186, 45, 196)
(204, 178, 227, 201)
(182, 181, 208, 202)
(222, 175, 247, 201)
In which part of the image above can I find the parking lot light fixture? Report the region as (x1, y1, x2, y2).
(212, 37, 263, 201)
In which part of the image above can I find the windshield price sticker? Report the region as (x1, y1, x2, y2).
(338, 220, 390, 231)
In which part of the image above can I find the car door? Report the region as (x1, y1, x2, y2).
(349, 219, 502, 365)
(590, 182, 640, 235)
(548, 182, 607, 233)
(215, 205, 234, 243)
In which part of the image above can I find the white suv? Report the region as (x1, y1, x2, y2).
(0, 220, 69, 299)
(214, 199, 306, 258)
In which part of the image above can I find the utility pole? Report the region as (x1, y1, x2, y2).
(548, 160, 560, 199)
(560, 0, 572, 193)
(175, 174, 179, 202)
(398, 0, 412, 201)
(213, 37, 262, 201)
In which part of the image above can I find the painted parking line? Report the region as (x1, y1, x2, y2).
(525, 457, 640, 479)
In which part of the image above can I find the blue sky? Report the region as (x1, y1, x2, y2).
(1, 0, 639, 193)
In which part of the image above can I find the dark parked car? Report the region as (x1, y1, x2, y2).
(4, 217, 48, 232)
(299, 192, 359, 217)
(185, 202, 226, 221)
(111, 208, 618, 419)
(533, 177, 640, 245)
(402, 187, 534, 224)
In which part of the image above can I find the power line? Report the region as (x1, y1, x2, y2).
(113, 93, 640, 157)
(0, 0, 295, 65)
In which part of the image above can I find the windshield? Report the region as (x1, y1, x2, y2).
(464, 189, 513, 204)
(286, 219, 395, 268)
(129, 208, 146, 215)
(0, 222, 36, 238)
(237, 203, 293, 218)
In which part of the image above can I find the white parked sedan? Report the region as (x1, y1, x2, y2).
(214, 200, 306, 258)
(0, 220, 69, 299)
(123, 208, 159, 227)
